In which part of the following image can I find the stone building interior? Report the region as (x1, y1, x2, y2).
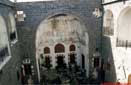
(0, 0, 131, 85)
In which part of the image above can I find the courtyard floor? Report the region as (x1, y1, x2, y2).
(39, 67, 101, 85)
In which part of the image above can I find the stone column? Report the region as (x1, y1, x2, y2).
(64, 44, 69, 67)
(50, 46, 56, 68)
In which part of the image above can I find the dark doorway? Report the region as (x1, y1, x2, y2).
(56, 55, 66, 69)
(44, 47, 50, 54)
(69, 54, 76, 64)
(45, 56, 52, 69)
(94, 57, 99, 68)
(24, 64, 31, 75)
(10, 32, 16, 41)
(82, 54, 85, 69)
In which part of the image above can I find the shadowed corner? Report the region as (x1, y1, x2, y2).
(102, 36, 116, 82)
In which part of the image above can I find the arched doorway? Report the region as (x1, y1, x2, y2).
(103, 10, 114, 36)
(117, 7, 131, 47)
(39, 47, 52, 69)
(69, 44, 76, 65)
(56, 55, 66, 70)
(55, 43, 66, 69)
(36, 14, 89, 81)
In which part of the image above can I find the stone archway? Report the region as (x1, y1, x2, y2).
(36, 14, 89, 81)
(117, 7, 131, 47)
(54, 43, 66, 69)
(69, 44, 76, 65)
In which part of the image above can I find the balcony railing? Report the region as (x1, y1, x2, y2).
(116, 38, 131, 47)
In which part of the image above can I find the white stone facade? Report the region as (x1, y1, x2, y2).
(103, 0, 131, 83)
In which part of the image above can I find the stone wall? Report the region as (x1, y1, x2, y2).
(16, 0, 102, 82)
(0, 1, 21, 85)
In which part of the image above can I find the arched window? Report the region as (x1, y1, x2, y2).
(117, 8, 131, 47)
(103, 10, 114, 35)
(55, 43, 65, 53)
(44, 47, 50, 54)
(69, 44, 76, 51)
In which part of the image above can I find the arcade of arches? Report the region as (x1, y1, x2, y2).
(103, 5, 131, 82)
(117, 7, 131, 47)
(36, 14, 89, 79)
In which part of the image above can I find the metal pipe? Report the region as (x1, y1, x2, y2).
(102, 0, 129, 5)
